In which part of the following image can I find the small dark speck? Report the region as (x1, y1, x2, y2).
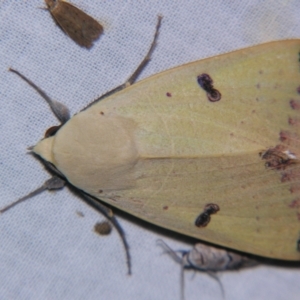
(256, 216, 260, 221)
(230, 133, 234, 137)
(252, 110, 256, 113)
(297, 86, 300, 94)
(288, 117, 299, 126)
(256, 84, 260, 89)
(290, 186, 300, 193)
(297, 212, 300, 221)
(163, 206, 168, 210)
(290, 99, 300, 110)
(259, 70, 263, 74)
(100, 111, 104, 115)
(166, 92, 172, 97)
(76, 211, 84, 217)
(288, 198, 300, 208)
(99, 189, 103, 193)
(279, 131, 289, 142)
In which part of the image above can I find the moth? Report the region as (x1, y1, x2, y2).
(45, 0, 103, 48)
(3, 16, 300, 278)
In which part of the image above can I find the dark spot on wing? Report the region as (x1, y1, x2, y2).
(260, 146, 297, 170)
(197, 74, 221, 102)
(195, 203, 220, 227)
(289, 198, 300, 208)
(290, 99, 300, 110)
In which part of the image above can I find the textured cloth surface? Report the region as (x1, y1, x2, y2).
(1, 1, 300, 300)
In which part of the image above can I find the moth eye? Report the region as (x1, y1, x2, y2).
(44, 125, 61, 138)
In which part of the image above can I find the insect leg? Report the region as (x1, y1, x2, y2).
(0, 176, 65, 213)
(79, 192, 132, 275)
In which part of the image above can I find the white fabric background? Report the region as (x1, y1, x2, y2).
(1, 1, 300, 299)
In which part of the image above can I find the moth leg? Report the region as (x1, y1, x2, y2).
(206, 271, 224, 299)
(0, 176, 65, 213)
(83, 15, 163, 110)
(157, 240, 227, 300)
(157, 239, 183, 264)
(9, 68, 70, 124)
(1, 174, 131, 274)
(79, 192, 131, 275)
(157, 239, 188, 300)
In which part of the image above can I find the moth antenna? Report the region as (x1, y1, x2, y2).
(0, 176, 65, 213)
(9, 68, 70, 124)
(125, 15, 163, 86)
(79, 192, 132, 275)
(83, 15, 163, 110)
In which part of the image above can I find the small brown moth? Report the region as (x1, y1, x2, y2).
(45, 0, 103, 48)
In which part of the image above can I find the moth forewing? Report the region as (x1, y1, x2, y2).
(34, 40, 300, 261)
(45, 0, 103, 48)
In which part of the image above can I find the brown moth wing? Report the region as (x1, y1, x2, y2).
(47, 0, 103, 48)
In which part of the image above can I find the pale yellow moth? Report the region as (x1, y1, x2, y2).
(34, 37, 300, 261)
(4, 16, 300, 276)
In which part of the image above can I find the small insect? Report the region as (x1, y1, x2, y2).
(44, 0, 103, 48)
(157, 240, 257, 300)
(94, 221, 112, 236)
